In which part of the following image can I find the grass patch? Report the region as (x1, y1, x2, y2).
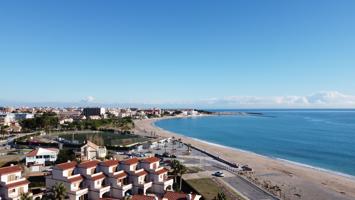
(186, 166, 203, 174)
(185, 178, 220, 200)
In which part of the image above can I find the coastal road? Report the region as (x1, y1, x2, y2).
(136, 139, 280, 200)
(220, 176, 280, 200)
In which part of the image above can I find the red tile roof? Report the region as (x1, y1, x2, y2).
(153, 168, 168, 175)
(140, 157, 160, 163)
(131, 195, 155, 200)
(26, 149, 39, 157)
(163, 192, 196, 200)
(6, 179, 30, 189)
(0, 165, 22, 175)
(90, 173, 106, 181)
(113, 171, 127, 179)
(100, 160, 119, 167)
(135, 170, 148, 177)
(68, 175, 84, 183)
(121, 158, 139, 165)
(55, 161, 77, 170)
(78, 160, 100, 168)
(26, 148, 59, 157)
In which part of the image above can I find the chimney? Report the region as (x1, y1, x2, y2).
(186, 194, 192, 200)
(67, 160, 71, 163)
(10, 164, 14, 166)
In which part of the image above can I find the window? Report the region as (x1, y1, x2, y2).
(67, 169, 74, 176)
(19, 187, 24, 194)
(8, 174, 17, 182)
(10, 188, 16, 193)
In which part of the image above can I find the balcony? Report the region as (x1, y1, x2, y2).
(71, 187, 88, 197)
(96, 185, 110, 197)
(120, 183, 133, 191)
(137, 181, 152, 189)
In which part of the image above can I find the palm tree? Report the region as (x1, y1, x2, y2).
(171, 159, 187, 191)
(214, 192, 227, 200)
(171, 159, 180, 184)
(20, 192, 33, 200)
(42, 183, 67, 200)
(178, 163, 187, 191)
(123, 195, 133, 200)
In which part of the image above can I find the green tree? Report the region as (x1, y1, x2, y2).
(42, 183, 67, 200)
(171, 159, 187, 191)
(214, 192, 227, 200)
(55, 149, 76, 164)
(20, 192, 33, 200)
(171, 159, 180, 184)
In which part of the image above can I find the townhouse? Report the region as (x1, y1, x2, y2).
(46, 157, 175, 200)
(98, 160, 132, 199)
(139, 157, 173, 195)
(46, 161, 89, 200)
(0, 165, 30, 200)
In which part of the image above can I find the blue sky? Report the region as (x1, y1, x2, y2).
(1, 1, 355, 107)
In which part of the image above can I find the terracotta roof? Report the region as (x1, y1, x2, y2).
(0, 165, 22, 175)
(55, 161, 77, 170)
(163, 192, 196, 200)
(131, 195, 156, 200)
(100, 159, 119, 167)
(140, 157, 160, 163)
(153, 168, 168, 175)
(121, 158, 139, 165)
(26, 148, 59, 157)
(6, 179, 30, 189)
(90, 173, 106, 181)
(77, 160, 100, 168)
(83, 140, 99, 149)
(68, 175, 84, 183)
(135, 170, 148, 177)
(113, 171, 127, 179)
(26, 149, 39, 157)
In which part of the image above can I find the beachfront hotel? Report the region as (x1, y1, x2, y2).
(45, 157, 187, 200)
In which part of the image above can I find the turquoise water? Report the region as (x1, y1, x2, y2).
(155, 110, 355, 176)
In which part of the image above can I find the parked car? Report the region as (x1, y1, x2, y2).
(213, 171, 225, 177)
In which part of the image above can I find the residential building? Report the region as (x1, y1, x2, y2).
(46, 161, 89, 200)
(76, 160, 110, 199)
(98, 160, 132, 199)
(25, 147, 59, 166)
(139, 157, 173, 195)
(82, 108, 106, 118)
(80, 141, 107, 161)
(0, 165, 30, 200)
(46, 157, 176, 200)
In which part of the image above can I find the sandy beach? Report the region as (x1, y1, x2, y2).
(134, 117, 355, 200)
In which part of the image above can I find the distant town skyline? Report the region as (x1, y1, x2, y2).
(1, 1, 355, 108)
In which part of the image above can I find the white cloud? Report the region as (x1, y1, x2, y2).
(200, 91, 355, 108)
(81, 96, 95, 103)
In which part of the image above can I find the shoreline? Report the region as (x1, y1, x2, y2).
(153, 116, 355, 180)
(134, 116, 355, 200)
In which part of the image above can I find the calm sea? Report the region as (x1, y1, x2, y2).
(155, 109, 355, 176)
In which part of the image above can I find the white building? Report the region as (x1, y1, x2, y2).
(45, 157, 180, 200)
(80, 141, 107, 161)
(25, 147, 59, 166)
(46, 161, 89, 200)
(0, 165, 30, 200)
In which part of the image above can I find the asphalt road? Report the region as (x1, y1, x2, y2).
(222, 176, 280, 200)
